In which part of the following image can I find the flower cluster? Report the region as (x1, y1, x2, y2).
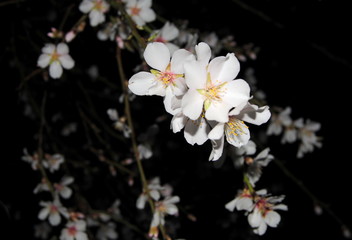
(128, 41, 271, 161)
(267, 106, 322, 158)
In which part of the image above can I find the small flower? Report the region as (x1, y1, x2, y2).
(33, 178, 50, 194)
(79, 0, 110, 27)
(281, 118, 303, 144)
(225, 188, 254, 212)
(297, 119, 322, 158)
(107, 109, 131, 138)
(38, 199, 69, 226)
(151, 21, 180, 54)
(42, 153, 65, 173)
(244, 148, 274, 186)
(247, 191, 287, 235)
(54, 176, 74, 199)
(60, 220, 88, 240)
(128, 42, 195, 114)
(47, 27, 63, 39)
(138, 144, 153, 160)
(96, 222, 118, 240)
(37, 43, 75, 79)
(209, 103, 271, 148)
(124, 0, 156, 27)
(266, 107, 292, 136)
(136, 177, 163, 209)
(148, 196, 180, 238)
(21, 148, 39, 170)
(182, 44, 250, 123)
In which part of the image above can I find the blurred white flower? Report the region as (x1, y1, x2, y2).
(60, 220, 88, 240)
(225, 188, 253, 212)
(125, 0, 156, 26)
(297, 119, 322, 158)
(79, 0, 109, 27)
(96, 222, 118, 240)
(136, 177, 163, 209)
(37, 43, 74, 79)
(38, 199, 69, 226)
(266, 107, 292, 136)
(43, 153, 65, 173)
(54, 176, 74, 199)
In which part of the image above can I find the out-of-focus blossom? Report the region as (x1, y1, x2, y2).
(54, 176, 74, 199)
(43, 153, 65, 173)
(79, 0, 110, 27)
(34, 222, 52, 239)
(124, 0, 156, 27)
(38, 199, 69, 226)
(151, 21, 180, 54)
(60, 220, 88, 240)
(136, 177, 163, 209)
(107, 109, 131, 138)
(297, 119, 322, 158)
(266, 107, 292, 136)
(37, 43, 75, 79)
(96, 222, 118, 240)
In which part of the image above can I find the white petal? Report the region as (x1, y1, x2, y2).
(128, 71, 156, 96)
(184, 118, 209, 145)
(61, 176, 74, 185)
(89, 10, 104, 27)
(195, 42, 211, 66)
(59, 187, 72, 199)
(170, 49, 195, 74)
(37, 54, 51, 68)
(236, 198, 253, 211)
(136, 194, 147, 209)
(248, 209, 262, 228)
(49, 61, 63, 79)
(181, 89, 204, 120)
(184, 60, 207, 89)
(76, 232, 88, 240)
(161, 22, 179, 41)
(42, 43, 55, 54)
(255, 221, 268, 235)
(165, 204, 178, 215)
(208, 123, 225, 140)
(139, 7, 156, 23)
(236, 104, 271, 126)
(150, 190, 160, 201)
(150, 212, 160, 227)
(221, 79, 250, 108)
(144, 42, 170, 71)
(79, 0, 94, 13)
(56, 43, 69, 55)
(204, 100, 231, 123)
(138, 0, 152, 8)
(59, 55, 75, 69)
(163, 88, 177, 114)
(208, 53, 240, 83)
(131, 15, 145, 27)
(164, 196, 180, 204)
(264, 211, 281, 227)
(165, 43, 180, 55)
(38, 207, 49, 220)
(209, 137, 224, 161)
(75, 220, 87, 231)
(49, 212, 61, 226)
(170, 112, 187, 133)
(225, 198, 237, 212)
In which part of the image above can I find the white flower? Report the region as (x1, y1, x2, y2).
(245, 148, 274, 186)
(151, 21, 180, 54)
(148, 196, 180, 238)
(79, 0, 109, 27)
(209, 103, 271, 148)
(225, 188, 254, 212)
(37, 43, 75, 79)
(182, 45, 250, 123)
(125, 0, 156, 26)
(281, 118, 303, 144)
(96, 222, 118, 240)
(54, 176, 74, 199)
(22, 148, 39, 170)
(38, 199, 69, 226)
(42, 153, 65, 173)
(138, 144, 153, 160)
(97, 22, 118, 41)
(33, 179, 50, 194)
(107, 109, 131, 138)
(128, 42, 195, 114)
(297, 119, 322, 158)
(266, 106, 292, 136)
(60, 220, 88, 240)
(136, 177, 163, 209)
(247, 191, 287, 235)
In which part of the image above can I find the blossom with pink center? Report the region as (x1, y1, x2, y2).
(128, 42, 195, 114)
(151, 21, 180, 54)
(54, 176, 74, 199)
(38, 199, 69, 226)
(79, 0, 110, 27)
(124, 0, 156, 26)
(60, 220, 88, 240)
(37, 43, 74, 79)
(247, 190, 287, 235)
(225, 188, 254, 212)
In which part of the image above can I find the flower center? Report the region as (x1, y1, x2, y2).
(94, 0, 107, 12)
(197, 73, 227, 110)
(226, 117, 248, 138)
(130, 6, 141, 16)
(50, 51, 60, 62)
(150, 64, 183, 87)
(68, 226, 77, 236)
(50, 204, 58, 213)
(155, 37, 166, 43)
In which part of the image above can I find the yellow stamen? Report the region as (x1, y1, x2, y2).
(226, 117, 248, 139)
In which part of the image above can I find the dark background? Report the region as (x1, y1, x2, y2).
(3, 0, 352, 239)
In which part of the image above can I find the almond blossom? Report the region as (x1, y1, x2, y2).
(208, 103, 271, 148)
(38, 199, 69, 226)
(136, 177, 163, 209)
(124, 0, 156, 27)
(225, 188, 253, 212)
(266, 106, 292, 136)
(182, 49, 251, 123)
(43, 153, 65, 173)
(60, 220, 88, 240)
(54, 176, 75, 199)
(128, 42, 195, 114)
(79, 0, 110, 27)
(148, 196, 180, 238)
(244, 148, 274, 186)
(248, 190, 287, 235)
(297, 119, 322, 158)
(37, 43, 75, 79)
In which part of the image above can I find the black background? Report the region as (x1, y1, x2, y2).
(3, 0, 352, 239)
